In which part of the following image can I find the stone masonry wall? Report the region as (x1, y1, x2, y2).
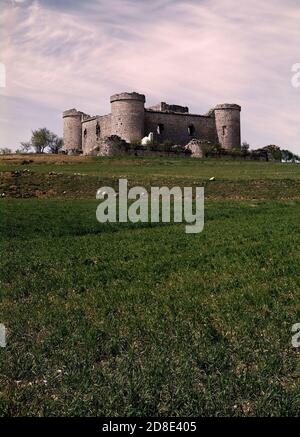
(110, 93, 145, 143)
(144, 110, 218, 145)
(63, 92, 241, 154)
(63, 109, 83, 153)
(82, 114, 111, 155)
(214, 105, 241, 149)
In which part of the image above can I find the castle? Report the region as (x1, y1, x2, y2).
(63, 92, 241, 155)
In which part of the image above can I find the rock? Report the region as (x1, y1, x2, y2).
(184, 139, 208, 158)
(87, 135, 129, 157)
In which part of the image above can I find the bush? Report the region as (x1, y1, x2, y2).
(160, 139, 174, 151)
(281, 149, 300, 162)
(241, 142, 250, 152)
(262, 145, 282, 161)
(130, 139, 141, 148)
(201, 143, 221, 157)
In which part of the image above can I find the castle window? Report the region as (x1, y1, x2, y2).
(157, 123, 164, 135)
(83, 128, 87, 138)
(222, 125, 227, 136)
(188, 124, 195, 136)
(96, 122, 100, 138)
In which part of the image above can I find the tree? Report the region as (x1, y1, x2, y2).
(48, 135, 63, 154)
(241, 142, 250, 152)
(262, 145, 282, 161)
(281, 149, 300, 163)
(20, 128, 63, 154)
(20, 142, 32, 153)
(31, 128, 52, 153)
(0, 147, 12, 154)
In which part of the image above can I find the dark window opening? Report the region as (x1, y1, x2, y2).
(188, 124, 195, 136)
(83, 128, 87, 138)
(157, 124, 164, 135)
(96, 122, 100, 138)
(222, 125, 227, 136)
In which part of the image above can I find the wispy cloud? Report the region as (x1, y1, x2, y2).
(1, 0, 300, 152)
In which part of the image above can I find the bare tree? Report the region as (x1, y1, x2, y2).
(20, 142, 32, 153)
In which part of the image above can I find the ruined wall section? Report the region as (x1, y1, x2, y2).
(82, 114, 111, 155)
(144, 110, 218, 146)
(147, 102, 189, 113)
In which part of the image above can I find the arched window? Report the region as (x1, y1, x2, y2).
(157, 123, 164, 135)
(83, 128, 87, 138)
(188, 124, 195, 136)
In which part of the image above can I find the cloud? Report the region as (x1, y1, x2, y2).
(0, 0, 300, 152)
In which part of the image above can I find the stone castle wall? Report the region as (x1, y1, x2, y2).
(147, 102, 189, 113)
(63, 109, 84, 154)
(214, 104, 241, 150)
(63, 92, 241, 156)
(144, 110, 218, 145)
(110, 92, 145, 143)
(82, 114, 111, 155)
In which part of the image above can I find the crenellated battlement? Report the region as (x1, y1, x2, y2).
(63, 92, 242, 155)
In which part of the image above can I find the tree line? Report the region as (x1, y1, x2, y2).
(0, 128, 63, 155)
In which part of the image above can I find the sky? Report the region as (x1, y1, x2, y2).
(1, 0, 300, 152)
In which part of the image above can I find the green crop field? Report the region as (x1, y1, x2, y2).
(0, 155, 300, 416)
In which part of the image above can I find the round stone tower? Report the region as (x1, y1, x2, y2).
(110, 92, 145, 143)
(214, 104, 241, 150)
(63, 109, 83, 154)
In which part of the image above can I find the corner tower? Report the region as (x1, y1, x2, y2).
(110, 92, 145, 143)
(214, 104, 241, 149)
(63, 109, 83, 154)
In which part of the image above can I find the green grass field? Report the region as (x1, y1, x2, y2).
(1, 155, 300, 416)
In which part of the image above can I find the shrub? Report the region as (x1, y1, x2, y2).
(160, 139, 174, 152)
(262, 145, 282, 161)
(130, 139, 142, 148)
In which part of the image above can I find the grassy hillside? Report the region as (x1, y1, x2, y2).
(1, 153, 300, 180)
(0, 155, 300, 416)
(1, 154, 300, 200)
